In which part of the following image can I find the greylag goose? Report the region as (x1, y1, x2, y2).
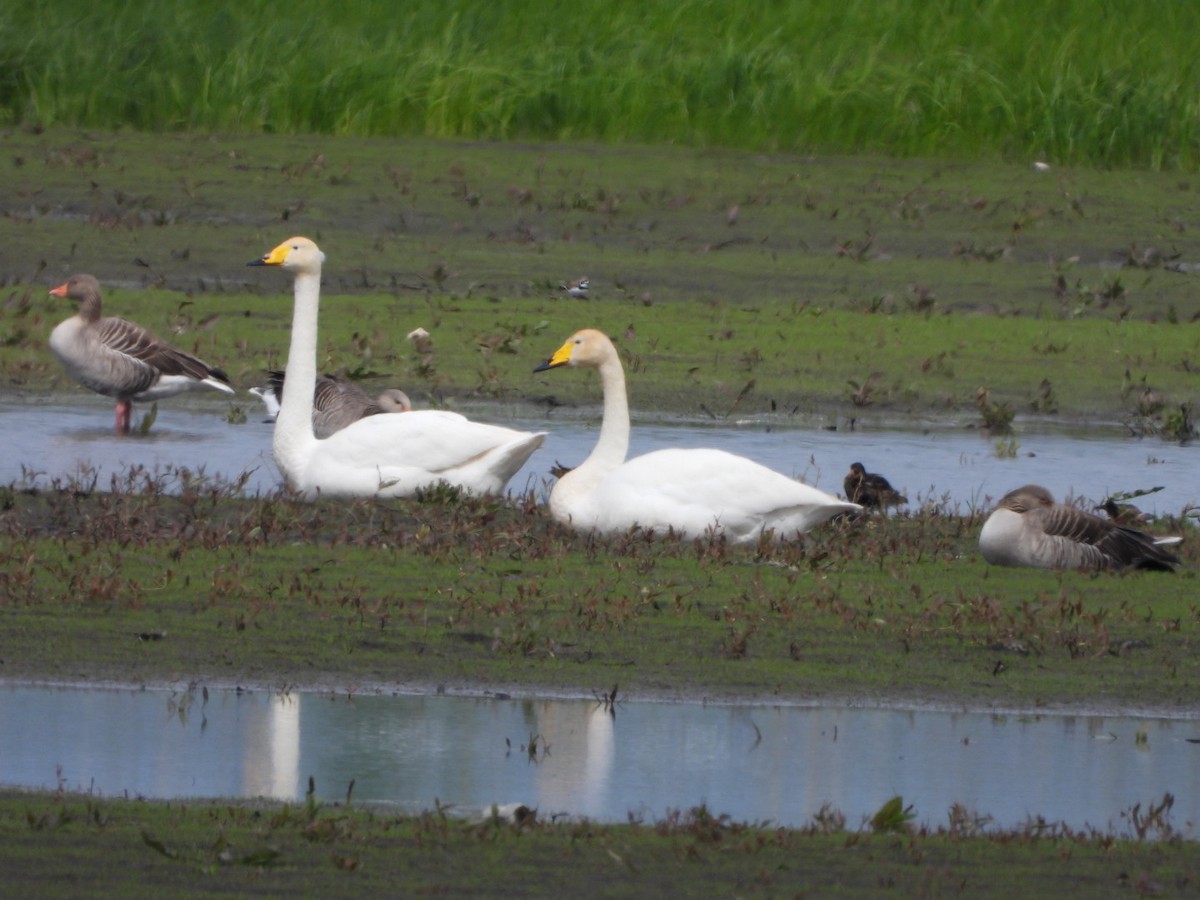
(844, 462, 907, 509)
(248, 237, 545, 498)
(250, 371, 412, 438)
(48, 274, 234, 433)
(979, 484, 1181, 571)
(533, 328, 860, 541)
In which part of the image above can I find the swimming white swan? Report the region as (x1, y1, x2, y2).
(48, 273, 234, 432)
(533, 328, 860, 541)
(248, 237, 545, 498)
(979, 484, 1181, 571)
(249, 370, 412, 437)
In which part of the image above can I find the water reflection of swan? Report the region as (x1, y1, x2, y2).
(532, 701, 615, 817)
(240, 693, 300, 800)
(581, 705, 615, 810)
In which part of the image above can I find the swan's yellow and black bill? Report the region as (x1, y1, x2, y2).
(248, 239, 298, 267)
(533, 340, 574, 372)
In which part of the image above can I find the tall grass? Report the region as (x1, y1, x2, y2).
(2, 0, 1199, 169)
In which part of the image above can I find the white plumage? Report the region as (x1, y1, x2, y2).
(248, 237, 545, 498)
(534, 328, 860, 541)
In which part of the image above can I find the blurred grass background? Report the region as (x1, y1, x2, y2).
(3, 0, 1198, 168)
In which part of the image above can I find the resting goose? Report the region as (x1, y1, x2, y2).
(249, 371, 412, 438)
(533, 328, 860, 541)
(844, 462, 907, 510)
(248, 237, 545, 498)
(979, 484, 1181, 571)
(48, 274, 234, 432)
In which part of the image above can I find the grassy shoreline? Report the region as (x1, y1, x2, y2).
(0, 98, 1198, 900)
(2, 787, 1194, 898)
(3, 483, 1197, 716)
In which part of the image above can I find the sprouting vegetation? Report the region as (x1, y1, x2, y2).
(3, 130, 1200, 429)
(1, 468, 1197, 711)
(2, 787, 1195, 898)
(3, 3, 1200, 884)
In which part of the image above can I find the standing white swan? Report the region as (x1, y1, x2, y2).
(533, 329, 860, 541)
(48, 273, 234, 433)
(248, 237, 545, 498)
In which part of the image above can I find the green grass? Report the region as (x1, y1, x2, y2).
(6, 10, 1200, 887)
(2, 787, 1194, 898)
(4, 1, 1200, 168)
(3, 130, 1200, 429)
(3, 481, 1198, 712)
(16, 286, 1200, 427)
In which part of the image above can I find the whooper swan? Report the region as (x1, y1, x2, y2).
(533, 328, 859, 541)
(248, 237, 544, 498)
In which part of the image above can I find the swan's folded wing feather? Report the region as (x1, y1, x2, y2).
(593, 449, 855, 538)
(316, 410, 527, 473)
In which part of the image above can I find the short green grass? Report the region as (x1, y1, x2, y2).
(3, 481, 1197, 712)
(1, 787, 1193, 898)
(4, 130, 1200, 429)
(6, 9, 1200, 887)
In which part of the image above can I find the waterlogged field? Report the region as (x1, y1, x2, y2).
(4, 4, 1200, 886)
(3, 130, 1200, 429)
(2, 130, 1199, 706)
(2, 479, 1197, 713)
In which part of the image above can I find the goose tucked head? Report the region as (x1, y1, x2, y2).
(248, 236, 325, 272)
(533, 328, 611, 372)
(377, 388, 412, 413)
(996, 484, 1055, 513)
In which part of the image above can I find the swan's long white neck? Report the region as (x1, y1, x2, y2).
(274, 268, 320, 474)
(580, 352, 630, 472)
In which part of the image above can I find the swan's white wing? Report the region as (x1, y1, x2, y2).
(318, 410, 494, 466)
(574, 448, 857, 541)
(303, 409, 544, 495)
